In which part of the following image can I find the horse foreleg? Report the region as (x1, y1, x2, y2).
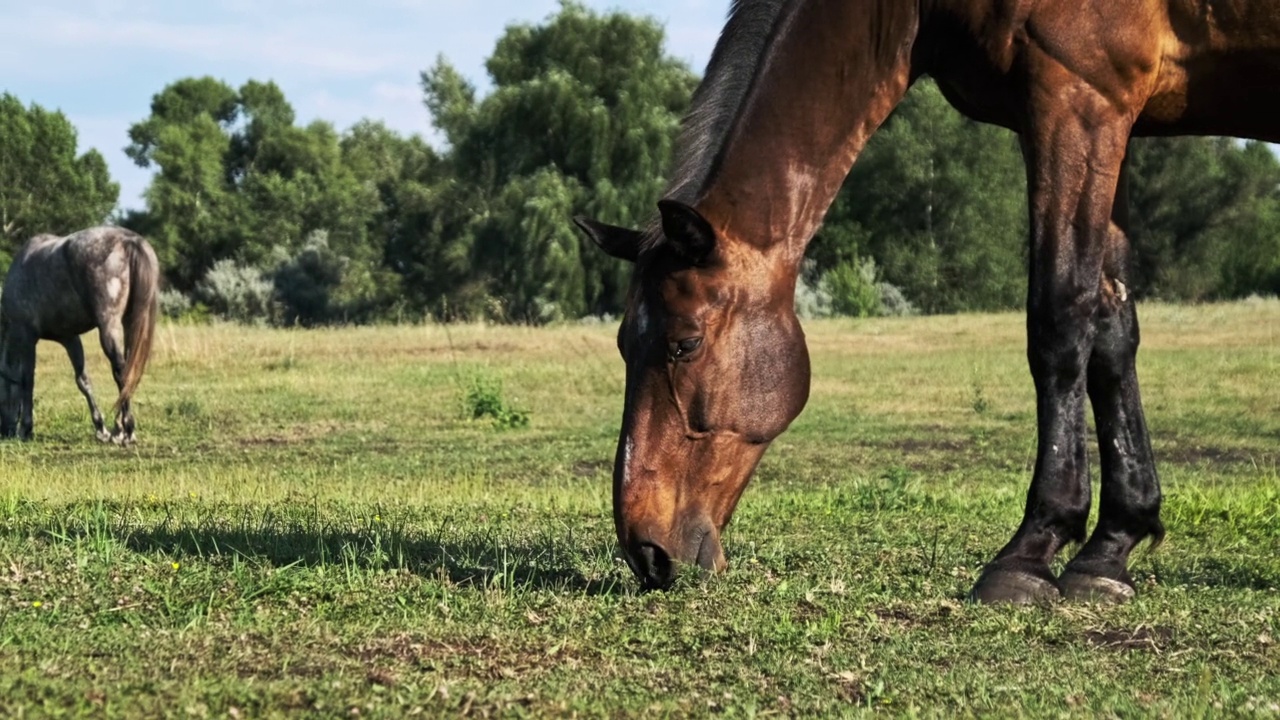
(98, 319, 134, 445)
(18, 338, 35, 441)
(63, 336, 111, 443)
(1058, 225, 1164, 602)
(970, 65, 1137, 604)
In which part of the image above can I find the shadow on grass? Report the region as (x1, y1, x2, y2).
(137, 528, 626, 596)
(18, 505, 629, 596)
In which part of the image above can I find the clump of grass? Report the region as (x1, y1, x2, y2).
(164, 398, 206, 420)
(970, 379, 989, 415)
(462, 375, 530, 430)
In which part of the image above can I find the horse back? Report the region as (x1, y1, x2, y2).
(2, 227, 143, 341)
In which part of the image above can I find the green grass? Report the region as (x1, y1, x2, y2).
(1, 300, 1278, 717)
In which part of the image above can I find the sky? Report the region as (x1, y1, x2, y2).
(1, 0, 727, 211)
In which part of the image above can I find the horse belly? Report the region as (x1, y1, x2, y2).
(1137, 3, 1280, 141)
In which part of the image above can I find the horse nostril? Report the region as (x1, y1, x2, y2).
(631, 542, 676, 590)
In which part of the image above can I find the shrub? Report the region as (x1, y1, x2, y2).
(158, 288, 193, 320)
(195, 259, 276, 324)
(878, 281, 918, 317)
(823, 258, 883, 318)
(462, 375, 530, 430)
(795, 260, 834, 320)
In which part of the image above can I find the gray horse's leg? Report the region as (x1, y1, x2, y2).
(98, 319, 134, 445)
(18, 338, 36, 441)
(63, 336, 111, 442)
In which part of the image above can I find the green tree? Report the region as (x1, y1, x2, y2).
(125, 78, 381, 299)
(421, 0, 697, 318)
(0, 93, 119, 262)
(812, 80, 1027, 314)
(1127, 137, 1280, 300)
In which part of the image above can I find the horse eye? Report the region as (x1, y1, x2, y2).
(669, 337, 703, 359)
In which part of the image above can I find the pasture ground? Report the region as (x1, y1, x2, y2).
(1, 300, 1277, 717)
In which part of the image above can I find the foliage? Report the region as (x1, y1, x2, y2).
(422, 0, 697, 318)
(122, 78, 378, 293)
(823, 257, 884, 318)
(8, 7, 1280, 324)
(813, 80, 1028, 314)
(0, 93, 119, 262)
(1128, 137, 1280, 301)
(462, 374, 530, 429)
(157, 288, 193, 320)
(794, 260, 834, 320)
(194, 259, 277, 324)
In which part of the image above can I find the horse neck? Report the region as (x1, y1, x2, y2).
(694, 0, 920, 269)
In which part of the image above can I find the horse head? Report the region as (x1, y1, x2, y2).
(576, 201, 811, 589)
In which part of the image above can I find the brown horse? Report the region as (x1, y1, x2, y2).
(0, 227, 159, 444)
(574, 0, 1280, 601)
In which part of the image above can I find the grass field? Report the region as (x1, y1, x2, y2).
(1, 300, 1277, 717)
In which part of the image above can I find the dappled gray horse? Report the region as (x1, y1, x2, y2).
(0, 227, 159, 443)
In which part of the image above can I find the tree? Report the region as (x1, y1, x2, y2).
(0, 93, 119, 264)
(421, 0, 698, 318)
(1127, 137, 1280, 300)
(124, 78, 381, 297)
(811, 80, 1028, 314)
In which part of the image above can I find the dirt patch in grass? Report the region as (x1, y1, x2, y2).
(571, 459, 611, 477)
(1157, 442, 1265, 467)
(1084, 626, 1175, 652)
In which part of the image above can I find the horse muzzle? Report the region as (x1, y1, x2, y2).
(624, 522, 726, 590)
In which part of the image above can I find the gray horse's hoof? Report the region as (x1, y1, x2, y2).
(1058, 572, 1135, 604)
(95, 429, 113, 443)
(969, 569, 1061, 605)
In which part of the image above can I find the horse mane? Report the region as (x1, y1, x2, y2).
(645, 0, 789, 251)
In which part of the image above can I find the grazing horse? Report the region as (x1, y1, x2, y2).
(574, 0, 1280, 602)
(0, 227, 159, 444)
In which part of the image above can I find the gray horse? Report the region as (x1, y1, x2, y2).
(0, 227, 159, 443)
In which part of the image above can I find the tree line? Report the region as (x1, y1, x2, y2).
(2, 2, 1277, 325)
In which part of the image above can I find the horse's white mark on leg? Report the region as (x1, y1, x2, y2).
(106, 277, 122, 302)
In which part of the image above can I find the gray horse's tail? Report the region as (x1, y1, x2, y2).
(116, 238, 159, 412)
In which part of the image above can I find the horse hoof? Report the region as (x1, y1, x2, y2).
(1058, 572, 1135, 604)
(95, 431, 112, 443)
(969, 569, 1060, 605)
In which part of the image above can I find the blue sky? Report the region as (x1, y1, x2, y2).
(2, 1, 726, 210)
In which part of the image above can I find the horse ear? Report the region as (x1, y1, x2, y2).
(573, 217, 642, 263)
(657, 199, 716, 264)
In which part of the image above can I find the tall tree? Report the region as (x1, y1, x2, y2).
(125, 78, 379, 293)
(421, 0, 698, 318)
(0, 93, 119, 263)
(1127, 136, 1280, 300)
(811, 80, 1028, 314)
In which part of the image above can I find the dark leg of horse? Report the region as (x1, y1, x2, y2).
(62, 336, 111, 443)
(970, 74, 1133, 604)
(18, 337, 36, 441)
(1058, 171, 1163, 602)
(98, 319, 134, 444)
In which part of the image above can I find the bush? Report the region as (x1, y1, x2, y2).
(878, 281, 918, 317)
(462, 375, 530, 430)
(158, 289, 193, 320)
(795, 260, 834, 320)
(195, 260, 277, 324)
(823, 258, 883, 318)
(273, 231, 346, 327)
